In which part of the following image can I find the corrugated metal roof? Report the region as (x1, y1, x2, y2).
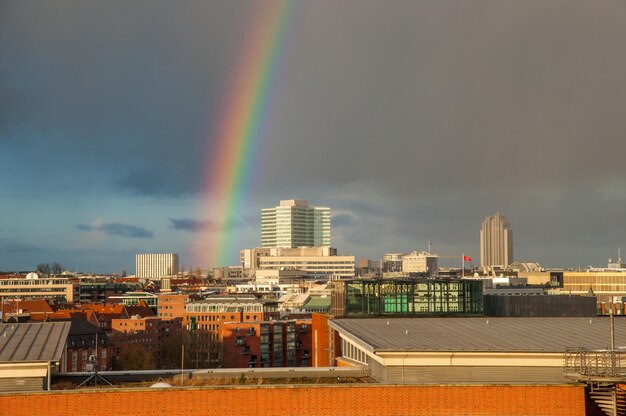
(330, 317, 626, 352)
(0, 322, 71, 362)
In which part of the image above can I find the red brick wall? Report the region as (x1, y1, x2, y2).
(311, 313, 332, 367)
(0, 384, 585, 416)
(157, 294, 189, 319)
(295, 319, 312, 366)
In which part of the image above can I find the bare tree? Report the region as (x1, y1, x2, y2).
(116, 344, 155, 370)
(36, 263, 50, 276)
(50, 262, 63, 275)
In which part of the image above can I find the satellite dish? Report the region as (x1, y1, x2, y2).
(26, 272, 39, 280)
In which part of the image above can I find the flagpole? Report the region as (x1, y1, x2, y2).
(462, 253, 464, 278)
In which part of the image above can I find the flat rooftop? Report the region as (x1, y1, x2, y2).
(330, 317, 626, 353)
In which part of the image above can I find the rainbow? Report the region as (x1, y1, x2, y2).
(195, 1, 296, 268)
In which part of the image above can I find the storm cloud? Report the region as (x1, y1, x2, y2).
(2, 1, 626, 271)
(75, 222, 154, 239)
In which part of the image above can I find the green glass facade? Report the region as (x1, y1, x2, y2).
(343, 279, 483, 316)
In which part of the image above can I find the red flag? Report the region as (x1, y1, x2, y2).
(463, 255, 472, 262)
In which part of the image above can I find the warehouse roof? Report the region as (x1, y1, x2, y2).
(0, 322, 71, 362)
(329, 317, 626, 353)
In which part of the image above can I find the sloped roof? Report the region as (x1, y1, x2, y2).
(0, 300, 53, 315)
(0, 322, 71, 362)
(303, 297, 331, 310)
(329, 317, 626, 353)
(125, 301, 155, 317)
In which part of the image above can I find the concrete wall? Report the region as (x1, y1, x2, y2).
(0, 384, 585, 416)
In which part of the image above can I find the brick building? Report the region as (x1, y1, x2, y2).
(61, 318, 112, 372)
(157, 293, 189, 320)
(184, 295, 280, 366)
(110, 316, 161, 369)
(221, 319, 312, 368)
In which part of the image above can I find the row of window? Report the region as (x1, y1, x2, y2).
(186, 304, 264, 313)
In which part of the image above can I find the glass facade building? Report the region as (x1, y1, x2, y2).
(333, 278, 483, 316)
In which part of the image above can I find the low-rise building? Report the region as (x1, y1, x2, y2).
(402, 251, 438, 276)
(184, 295, 280, 366)
(156, 293, 189, 320)
(241, 247, 355, 279)
(329, 278, 483, 317)
(110, 316, 161, 369)
(61, 319, 112, 372)
(328, 317, 626, 385)
(0, 322, 71, 392)
(0, 275, 74, 303)
(221, 319, 312, 368)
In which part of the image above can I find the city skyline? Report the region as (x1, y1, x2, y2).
(2, 1, 626, 273)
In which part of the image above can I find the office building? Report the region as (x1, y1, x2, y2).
(480, 213, 513, 268)
(135, 253, 179, 280)
(241, 247, 355, 279)
(0, 275, 75, 303)
(329, 278, 483, 317)
(261, 199, 330, 248)
(402, 251, 438, 275)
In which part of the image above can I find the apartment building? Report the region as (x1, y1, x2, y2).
(184, 295, 280, 366)
(221, 319, 312, 368)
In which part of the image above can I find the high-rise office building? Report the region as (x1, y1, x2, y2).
(136, 253, 179, 280)
(261, 199, 330, 248)
(480, 213, 513, 268)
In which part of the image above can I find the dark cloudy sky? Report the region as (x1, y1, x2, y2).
(2, 1, 626, 273)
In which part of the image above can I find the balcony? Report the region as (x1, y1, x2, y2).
(564, 348, 626, 381)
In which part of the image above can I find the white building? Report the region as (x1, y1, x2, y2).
(402, 251, 438, 275)
(480, 213, 513, 269)
(241, 247, 355, 279)
(261, 199, 330, 248)
(0, 275, 74, 303)
(136, 253, 179, 280)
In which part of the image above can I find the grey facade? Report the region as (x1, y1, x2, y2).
(483, 294, 597, 317)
